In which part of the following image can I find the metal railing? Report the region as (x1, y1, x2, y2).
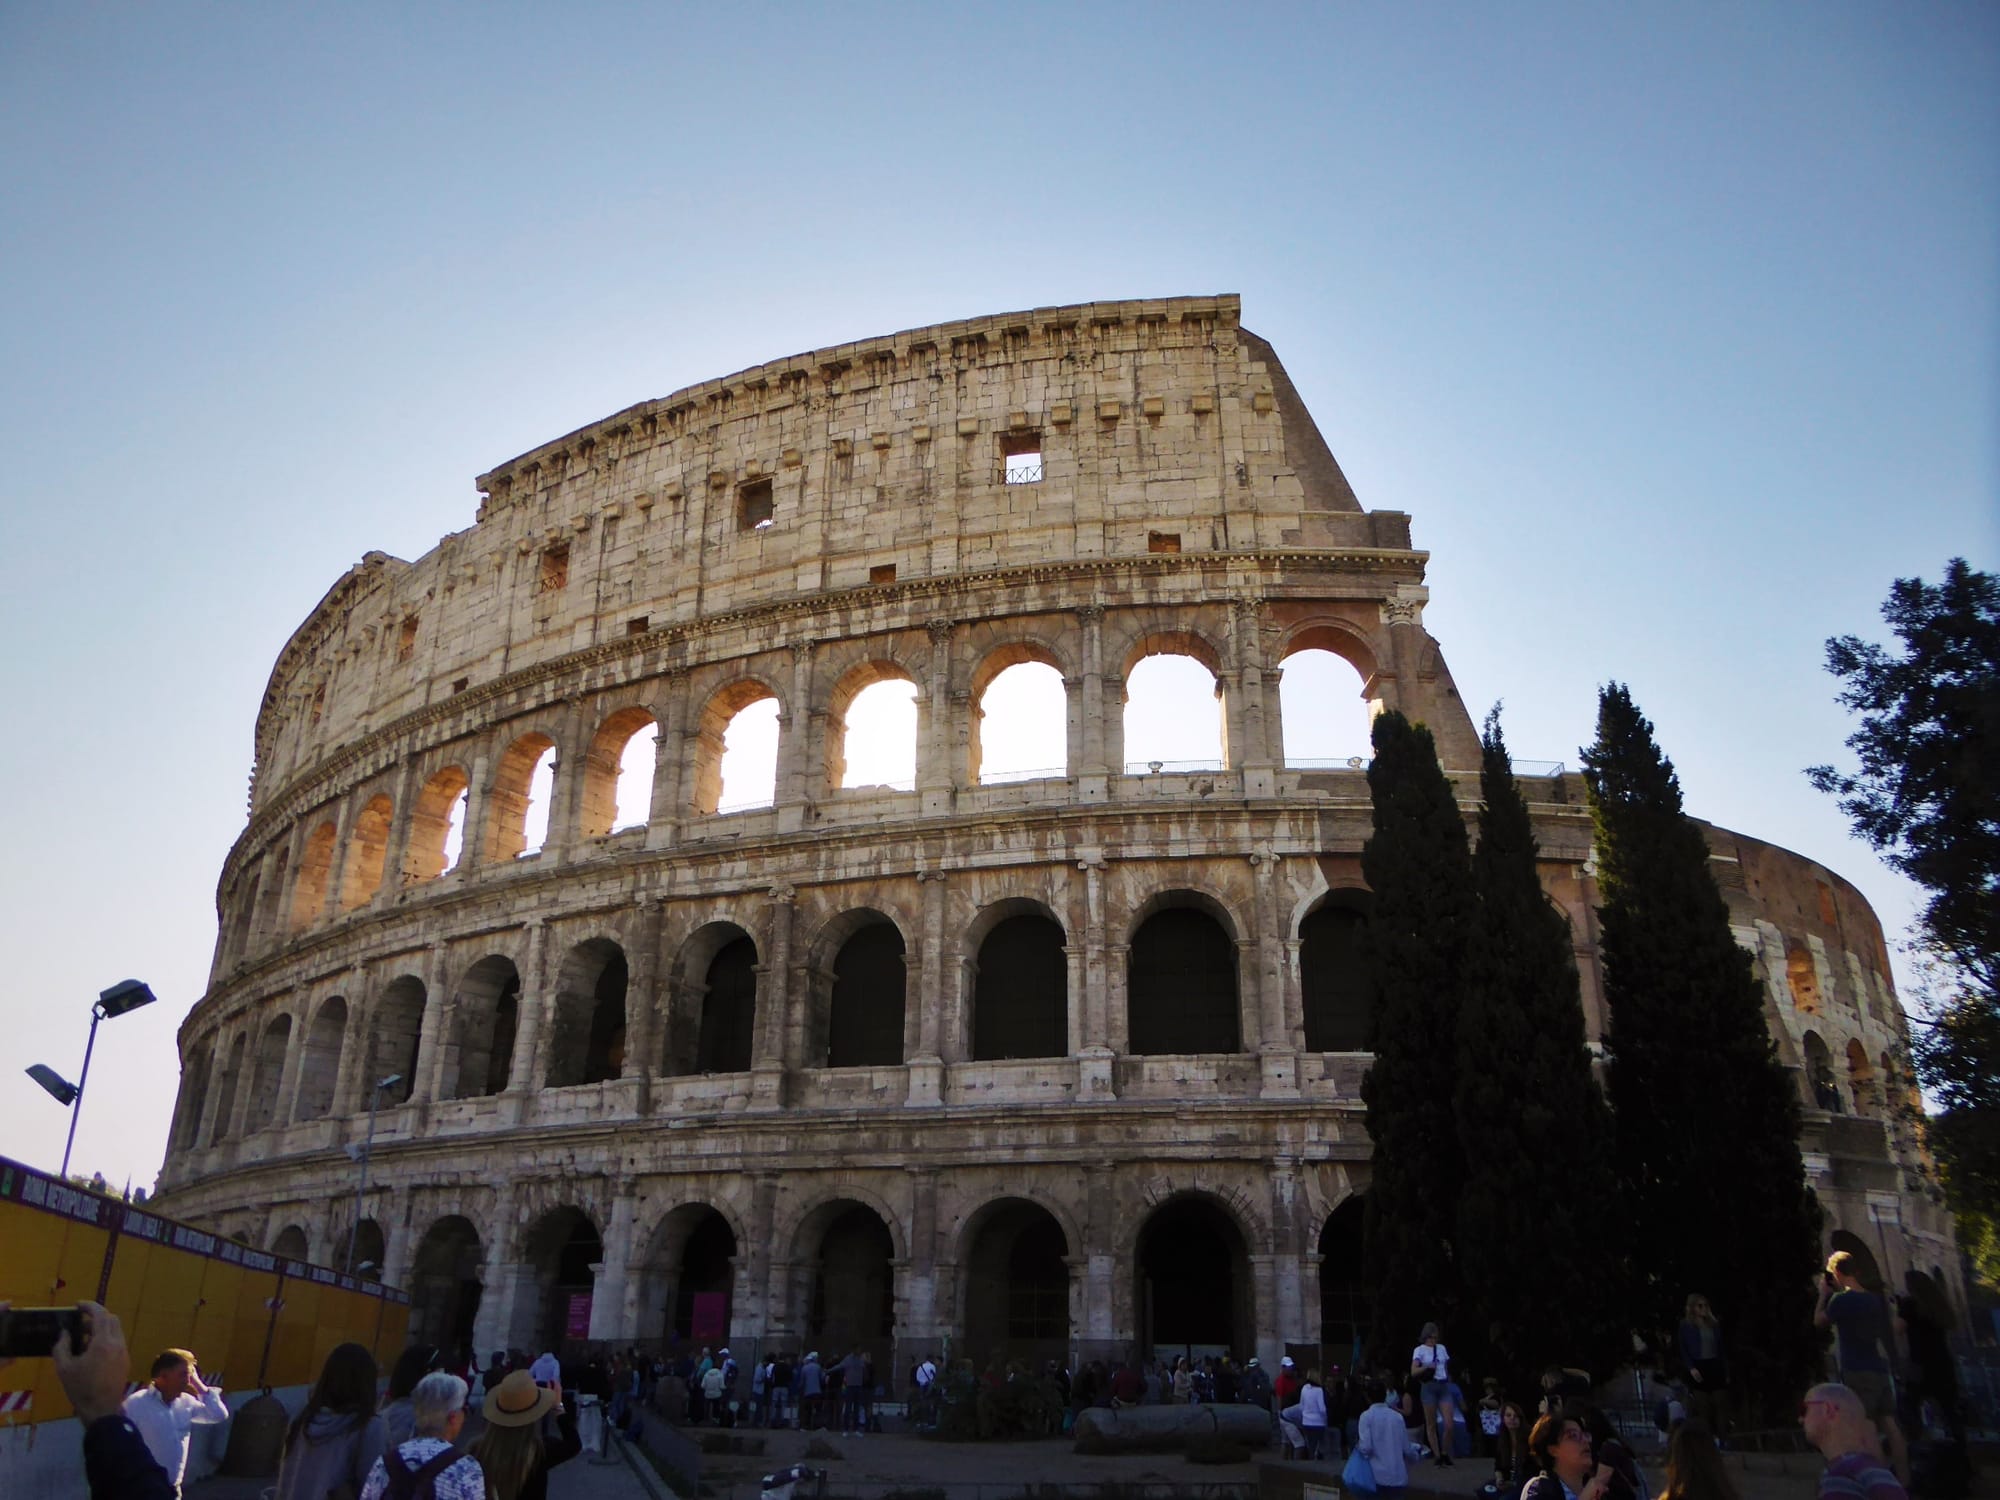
(1003, 460, 1044, 485)
(1123, 759, 1226, 775)
(979, 767, 1067, 785)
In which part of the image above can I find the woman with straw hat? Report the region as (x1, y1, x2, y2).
(470, 1369, 580, 1500)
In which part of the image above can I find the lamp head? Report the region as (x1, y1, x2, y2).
(97, 980, 158, 1019)
(376, 1073, 404, 1092)
(26, 1064, 80, 1107)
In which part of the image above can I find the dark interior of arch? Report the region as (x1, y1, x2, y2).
(546, 945, 627, 1088)
(271, 1224, 309, 1260)
(249, 1018, 291, 1131)
(828, 924, 906, 1067)
(531, 1209, 602, 1351)
(373, 981, 426, 1104)
(410, 1216, 484, 1358)
(176, 1050, 211, 1149)
(963, 1200, 1068, 1372)
(1128, 907, 1240, 1054)
(213, 1036, 246, 1143)
(1301, 897, 1375, 1051)
(697, 937, 757, 1073)
(1318, 1196, 1371, 1367)
(454, 959, 520, 1098)
(349, 1217, 386, 1278)
(670, 1211, 737, 1345)
(973, 915, 1068, 1060)
(809, 1205, 894, 1373)
(1137, 1197, 1246, 1355)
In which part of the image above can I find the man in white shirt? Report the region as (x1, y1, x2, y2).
(121, 1347, 228, 1495)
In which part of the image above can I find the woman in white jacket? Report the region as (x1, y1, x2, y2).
(1293, 1369, 1329, 1459)
(1357, 1380, 1411, 1495)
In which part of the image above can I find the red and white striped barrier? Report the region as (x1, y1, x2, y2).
(0, 1393, 33, 1416)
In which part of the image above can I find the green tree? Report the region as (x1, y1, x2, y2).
(1454, 708, 1625, 1393)
(1583, 684, 1821, 1419)
(1360, 710, 1476, 1363)
(1808, 559, 1999, 1280)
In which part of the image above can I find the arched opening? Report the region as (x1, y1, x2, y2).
(1828, 1228, 1885, 1290)
(1278, 642, 1375, 767)
(1128, 900, 1241, 1055)
(410, 1216, 484, 1359)
(1318, 1196, 1372, 1370)
(961, 1198, 1070, 1373)
(694, 934, 758, 1074)
(290, 821, 338, 930)
(449, 956, 520, 1098)
(271, 1224, 309, 1261)
(226, 871, 260, 967)
(803, 1203, 895, 1376)
(294, 997, 347, 1121)
(581, 708, 659, 838)
(971, 909, 1068, 1061)
(484, 732, 558, 864)
(174, 1044, 212, 1151)
(369, 976, 426, 1105)
(1301, 891, 1375, 1051)
(971, 655, 1067, 784)
(638, 1206, 738, 1346)
(1136, 1195, 1250, 1360)
(403, 766, 470, 883)
(247, 1015, 293, 1132)
(831, 669, 919, 792)
(1803, 1030, 1841, 1112)
(546, 939, 627, 1088)
(1846, 1040, 1877, 1119)
(348, 1217, 386, 1279)
(524, 1207, 602, 1353)
(339, 795, 395, 911)
(256, 845, 291, 942)
(1787, 942, 1822, 1014)
(826, 920, 906, 1067)
(211, 1033, 248, 1142)
(693, 683, 780, 815)
(1123, 638, 1225, 773)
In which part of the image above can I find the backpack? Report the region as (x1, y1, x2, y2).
(383, 1444, 460, 1500)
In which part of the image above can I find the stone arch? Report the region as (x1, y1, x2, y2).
(246, 1013, 293, 1133)
(637, 1202, 743, 1345)
(1786, 940, 1822, 1014)
(691, 677, 785, 815)
(1300, 888, 1375, 1052)
(484, 730, 559, 864)
(347, 1217, 387, 1278)
(1132, 1189, 1255, 1358)
(173, 1041, 213, 1151)
(669, 921, 758, 1075)
(294, 995, 348, 1121)
(290, 820, 338, 930)
(1277, 643, 1376, 767)
(967, 639, 1074, 785)
(1126, 890, 1243, 1055)
(804, 907, 910, 1067)
(1116, 624, 1228, 680)
(271, 1223, 310, 1260)
(1317, 1192, 1371, 1366)
(518, 1205, 602, 1351)
(409, 1215, 485, 1358)
(580, 705, 659, 838)
(965, 898, 1069, 1062)
(957, 1195, 1074, 1371)
(545, 937, 627, 1088)
(1275, 619, 1382, 692)
(211, 1031, 248, 1143)
(369, 974, 427, 1105)
(448, 955, 521, 1098)
(339, 793, 395, 911)
(1846, 1039, 1877, 1118)
(402, 765, 470, 883)
(1803, 1029, 1840, 1112)
(1119, 628, 1228, 773)
(789, 1196, 900, 1372)
(823, 657, 922, 793)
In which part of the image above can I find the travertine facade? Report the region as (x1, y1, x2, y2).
(154, 296, 1958, 1373)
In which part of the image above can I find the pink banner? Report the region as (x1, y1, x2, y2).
(565, 1292, 592, 1339)
(691, 1291, 727, 1342)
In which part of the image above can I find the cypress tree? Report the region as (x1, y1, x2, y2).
(1582, 684, 1821, 1419)
(1454, 708, 1625, 1394)
(1360, 710, 1477, 1362)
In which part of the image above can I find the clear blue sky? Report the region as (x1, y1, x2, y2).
(2, 4, 1994, 1195)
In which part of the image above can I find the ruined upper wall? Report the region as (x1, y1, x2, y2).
(248, 295, 1411, 811)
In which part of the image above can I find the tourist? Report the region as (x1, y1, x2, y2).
(1356, 1379, 1411, 1496)
(768, 1351, 793, 1428)
(1894, 1270, 1962, 1444)
(357, 1372, 485, 1500)
(838, 1346, 867, 1433)
(1654, 1419, 1740, 1500)
(1578, 1404, 1642, 1500)
(482, 1349, 510, 1394)
(797, 1349, 824, 1429)
(1800, 1383, 1908, 1500)
(1294, 1367, 1330, 1460)
(1539, 1364, 1594, 1415)
(277, 1343, 386, 1500)
(1816, 1253, 1908, 1484)
(123, 1344, 229, 1495)
(14, 1299, 173, 1499)
(1519, 1410, 1614, 1500)
(1493, 1400, 1530, 1494)
(1410, 1320, 1457, 1466)
(470, 1369, 581, 1500)
(1241, 1355, 1273, 1412)
(1677, 1294, 1728, 1433)
(379, 1344, 443, 1447)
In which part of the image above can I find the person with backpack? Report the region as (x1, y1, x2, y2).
(357, 1372, 485, 1500)
(379, 1345, 444, 1449)
(276, 1342, 386, 1500)
(470, 1368, 581, 1500)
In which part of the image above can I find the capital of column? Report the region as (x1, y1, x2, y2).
(1075, 604, 1106, 624)
(926, 619, 955, 645)
(768, 883, 798, 904)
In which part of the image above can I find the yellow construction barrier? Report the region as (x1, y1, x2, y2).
(0, 1156, 409, 1426)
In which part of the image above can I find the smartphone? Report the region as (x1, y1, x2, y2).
(0, 1306, 86, 1358)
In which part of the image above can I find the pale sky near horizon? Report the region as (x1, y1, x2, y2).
(1, 4, 1994, 1200)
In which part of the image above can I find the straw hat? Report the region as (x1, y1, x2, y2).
(483, 1369, 558, 1427)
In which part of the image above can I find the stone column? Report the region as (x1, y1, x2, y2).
(411, 941, 452, 1105)
(1076, 1163, 1121, 1364)
(1076, 851, 1116, 1100)
(1267, 1159, 1305, 1364)
(332, 963, 372, 1118)
(644, 671, 690, 850)
(457, 744, 497, 871)
(376, 759, 424, 906)
(917, 620, 957, 816)
(752, 885, 797, 1108)
(624, 899, 664, 1114)
(902, 1167, 940, 1351)
(502, 920, 549, 1116)
(541, 700, 589, 865)
(1250, 851, 1298, 1097)
(742, 1174, 780, 1349)
(226, 1034, 259, 1141)
(1076, 605, 1110, 799)
(908, 871, 948, 1106)
(315, 799, 351, 927)
(1231, 597, 1277, 797)
(590, 1187, 640, 1341)
(273, 997, 309, 1130)
(195, 1026, 235, 1147)
(774, 642, 816, 833)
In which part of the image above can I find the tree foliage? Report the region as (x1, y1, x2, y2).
(1583, 684, 1821, 1419)
(1454, 708, 1626, 1393)
(1360, 710, 1475, 1362)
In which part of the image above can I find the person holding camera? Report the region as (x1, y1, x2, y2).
(1815, 1252, 1908, 1487)
(1, 1299, 175, 1499)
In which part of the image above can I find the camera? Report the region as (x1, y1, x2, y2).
(0, 1306, 87, 1359)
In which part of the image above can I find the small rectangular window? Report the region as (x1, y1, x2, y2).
(738, 478, 775, 530)
(626, 616, 650, 636)
(397, 616, 419, 662)
(538, 545, 570, 593)
(452, 677, 470, 695)
(869, 564, 897, 585)
(1001, 429, 1043, 485)
(1148, 531, 1182, 554)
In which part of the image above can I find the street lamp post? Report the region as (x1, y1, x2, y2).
(25, 980, 157, 1180)
(346, 1073, 403, 1274)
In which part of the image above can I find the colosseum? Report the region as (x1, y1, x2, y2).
(153, 294, 1960, 1377)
